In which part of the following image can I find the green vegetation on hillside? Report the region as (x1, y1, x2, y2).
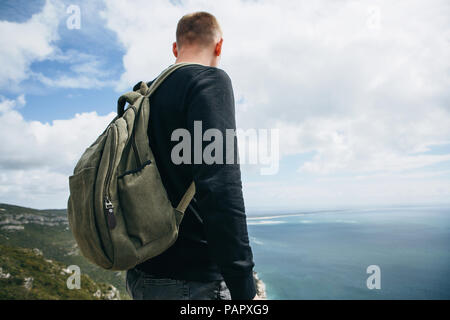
(0, 203, 129, 299)
(0, 244, 120, 300)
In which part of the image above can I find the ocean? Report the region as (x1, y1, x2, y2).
(247, 206, 450, 299)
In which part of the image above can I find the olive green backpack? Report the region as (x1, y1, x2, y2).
(67, 63, 196, 270)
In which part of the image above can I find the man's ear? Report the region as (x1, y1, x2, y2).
(215, 38, 223, 57)
(172, 42, 178, 58)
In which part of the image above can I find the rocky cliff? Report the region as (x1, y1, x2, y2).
(253, 271, 267, 299)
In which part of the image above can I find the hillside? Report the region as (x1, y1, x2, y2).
(0, 244, 120, 300)
(0, 203, 129, 299)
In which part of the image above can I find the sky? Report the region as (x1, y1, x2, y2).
(0, 0, 449, 212)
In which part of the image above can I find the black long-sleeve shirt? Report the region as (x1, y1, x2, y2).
(133, 64, 256, 300)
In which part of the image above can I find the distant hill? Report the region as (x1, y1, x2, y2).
(0, 203, 129, 299)
(0, 244, 120, 300)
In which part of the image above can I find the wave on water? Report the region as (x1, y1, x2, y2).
(247, 213, 360, 225)
(247, 213, 306, 221)
(247, 220, 285, 225)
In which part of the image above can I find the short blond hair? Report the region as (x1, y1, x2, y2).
(176, 12, 222, 48)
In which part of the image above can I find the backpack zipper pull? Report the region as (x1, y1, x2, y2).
(104, 197, 116, 229)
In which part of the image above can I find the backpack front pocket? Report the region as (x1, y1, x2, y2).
(117, 160, 176, 246)
(68, 167, 112, 269)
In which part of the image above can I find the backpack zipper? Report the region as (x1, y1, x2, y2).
(103, 98, 144, 230)
(104, 124, 117, 229)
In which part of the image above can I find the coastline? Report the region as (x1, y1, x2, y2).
(253, 271, 267, 299)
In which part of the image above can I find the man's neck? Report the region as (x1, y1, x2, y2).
(175, 50, 215, 67)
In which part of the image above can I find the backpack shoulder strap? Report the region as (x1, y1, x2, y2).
(144, 62, 203, 97)
(117, 62, 202, 117)
(117, 63, 200, 212)
(176, 181, 196, 214)
(146, 63, 201, 213)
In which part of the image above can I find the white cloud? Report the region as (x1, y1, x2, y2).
(0, 1, 119, 90)
(1, 0, 449, 209)
(100, 0, 186, 91)
(0, 0, 62, 87)
(0, 95, 115, 208)
(35, 48, 119, 88)
(32, 72, 114, 89)
(101, 0, 450, 178)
